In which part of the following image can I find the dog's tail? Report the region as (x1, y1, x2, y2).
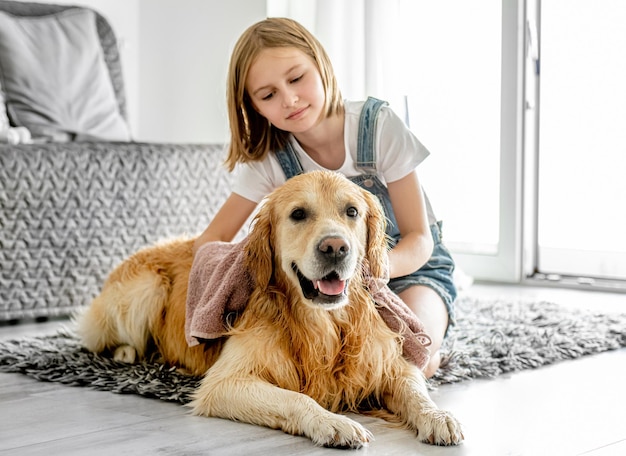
(74, 269, 169, 362)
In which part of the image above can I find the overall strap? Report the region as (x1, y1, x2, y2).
(356, 96, 388, 172)
(275, 140, 304, 180)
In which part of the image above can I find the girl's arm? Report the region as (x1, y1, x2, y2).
(192, 193, 258, 255)
(386, 170, 434, 278)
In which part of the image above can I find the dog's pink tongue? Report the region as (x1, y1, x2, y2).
(316, 278, 346, 296)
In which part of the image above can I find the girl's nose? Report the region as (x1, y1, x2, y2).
(282, 90, 299, 108)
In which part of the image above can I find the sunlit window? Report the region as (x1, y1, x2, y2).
(538, 0, 626, 280)
(400, 1, 502, 254)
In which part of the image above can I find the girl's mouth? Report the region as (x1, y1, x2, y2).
(287, 106, 308, 120)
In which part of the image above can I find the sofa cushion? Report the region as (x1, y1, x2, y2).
(0, 8, 131, 142)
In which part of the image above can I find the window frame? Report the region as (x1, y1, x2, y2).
(520, 0, 626, 292)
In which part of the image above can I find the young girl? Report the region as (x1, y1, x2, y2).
(193, 17, 456, 378)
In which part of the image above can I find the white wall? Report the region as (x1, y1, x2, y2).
(136, 1, 265, 143)
(33, 0, 266, 143)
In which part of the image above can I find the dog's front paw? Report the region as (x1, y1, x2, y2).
(416, 409, 464, 446)
(308, 413, 373, 449)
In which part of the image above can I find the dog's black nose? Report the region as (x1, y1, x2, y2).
(318, 236, 350, 259)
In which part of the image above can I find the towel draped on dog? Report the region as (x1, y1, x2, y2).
(185, 238, 432, 370)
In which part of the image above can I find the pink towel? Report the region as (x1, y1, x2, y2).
(185, 238, 431, 369)
(361, 259, 432, 370)
(185, 239, 253, 346)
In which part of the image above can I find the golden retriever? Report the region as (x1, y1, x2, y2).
(76, 170, 463, 448)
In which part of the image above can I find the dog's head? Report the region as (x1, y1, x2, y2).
(245, 170, 388, 309)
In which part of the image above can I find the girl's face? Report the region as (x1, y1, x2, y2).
(246, 47, 326, 134)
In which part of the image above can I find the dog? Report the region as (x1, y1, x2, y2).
(76, 170, 463, 448)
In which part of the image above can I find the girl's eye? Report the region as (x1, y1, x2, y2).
(290, 208, 306, 221)
(346, 207, 358, 218)
(290, 74, 303, 84)
(261, 92, 274, 101)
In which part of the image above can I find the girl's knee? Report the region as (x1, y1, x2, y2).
(424, 350, 441, 378)
(399, 286, 449, 339)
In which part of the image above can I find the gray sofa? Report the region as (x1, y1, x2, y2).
(0, 2, 232, 321)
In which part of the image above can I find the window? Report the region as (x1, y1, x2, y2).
(530, 0, 626, 287)
(401, 1, 523, 282)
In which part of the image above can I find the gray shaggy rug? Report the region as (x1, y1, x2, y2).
(1, 295, 625, 403)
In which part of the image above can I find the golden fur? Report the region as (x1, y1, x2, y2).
(76, 171, 463, 448)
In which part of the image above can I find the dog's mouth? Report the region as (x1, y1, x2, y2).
(292, 263, 348, 306)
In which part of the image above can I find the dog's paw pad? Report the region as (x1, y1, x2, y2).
(113, 345, 138, 363)
(418, 410, 464, 446)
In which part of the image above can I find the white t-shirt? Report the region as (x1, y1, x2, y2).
(232, 99, 431, 204)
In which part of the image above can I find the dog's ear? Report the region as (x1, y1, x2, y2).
(245, 202, 274, 289)
(363, 190, 390, 279)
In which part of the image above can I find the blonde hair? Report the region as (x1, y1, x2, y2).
(224, 17, 343, 171)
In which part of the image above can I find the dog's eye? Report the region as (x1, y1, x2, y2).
(290, 208, 306, 221)
(346, 207, 358, 218)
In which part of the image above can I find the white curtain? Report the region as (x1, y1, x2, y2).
(267, 0, 406, 118)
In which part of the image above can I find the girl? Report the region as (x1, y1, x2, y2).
(193, 17, 456, 378)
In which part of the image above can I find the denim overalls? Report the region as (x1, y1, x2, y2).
(275, 97, 456, 330)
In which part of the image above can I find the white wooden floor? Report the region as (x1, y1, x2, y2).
(1, 283, 625, 456)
